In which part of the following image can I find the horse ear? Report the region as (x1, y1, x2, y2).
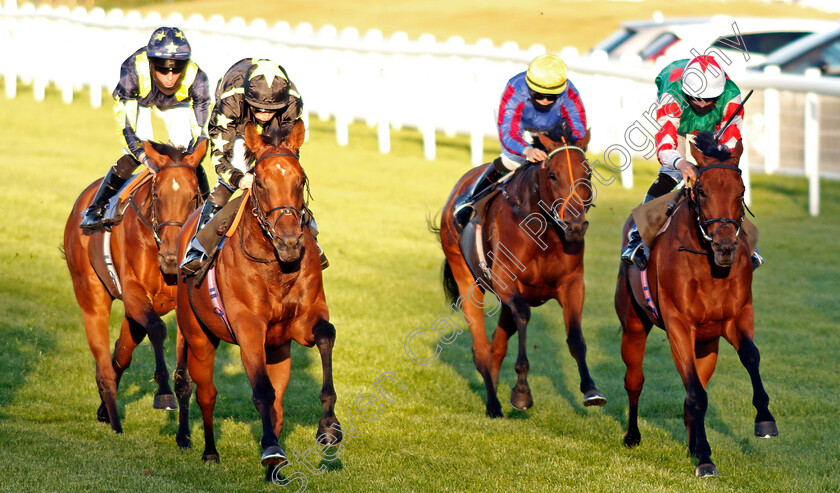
(143, 142, 165, 168)
(243, 122, 263, 154)
(579, 128, 591, 152)
(536, 132, 557, 152)
(285, 120, 306, 153)
(729, 139, 744, 165)
(689, 140, 706, 167)
(183, 139, 207, 168)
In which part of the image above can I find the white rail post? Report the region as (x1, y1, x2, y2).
(803, 68, 820, 216)
(763, 65, 781, 174)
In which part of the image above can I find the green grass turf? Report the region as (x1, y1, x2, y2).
(0, 82, 838, 491)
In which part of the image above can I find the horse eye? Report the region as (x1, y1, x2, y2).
(697, 189, 706, 198)
(548, 172, 557, 181)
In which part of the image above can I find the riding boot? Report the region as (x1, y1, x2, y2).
(620, 194, 656, 269)
(454, 160, 506, 228)
(307, 216, 329, 270)
(180, 200, 223, 276)
(80, 168, 129, 235)
(751, 248, 764, 270)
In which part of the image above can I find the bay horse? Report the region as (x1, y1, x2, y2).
(615, 132, 778, 477)
(64, 140, 206, 433)
(174, 121, 341, 468)
(437, 125, 606, 418)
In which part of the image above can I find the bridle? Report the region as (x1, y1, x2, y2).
(537, 139, 592, 225)
(691, 164, 745, 244)
(130, 163, 200, 245)
(240, 150, 309, 263)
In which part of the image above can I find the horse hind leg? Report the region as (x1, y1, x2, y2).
(313, 320, 342, 446)
(506, 298, 533, 411)
(617, 269, 651, 446)
(174, 327, 192, 449)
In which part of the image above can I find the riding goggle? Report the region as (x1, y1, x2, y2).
(688, 95, 718, 107)
(152, 64, 185, 75)
(531, 91, 558, 103)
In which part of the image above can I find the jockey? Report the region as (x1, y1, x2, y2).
(180, 58, 328, 276)
(620, 55, 763, 270)
(454, 53, 587, 227)
(80, 26, 211, 234)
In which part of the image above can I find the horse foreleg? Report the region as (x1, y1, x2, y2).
(122, 287, 175, 410)
(312, 320, 342, 445)
(557, 278, 605, 407)
(490, 304, 516, 391)
(81, 302, 124, 433)
(98, 317, 146, 423)
(507, 298, 533, 411)
(689, 339, 720, 456)
(667, 321, 716, 477)
(173, 323, 193, 450)
(236, 316, 285, 466)
(726, 312, 778, 438)
(266, 342, 291, 444)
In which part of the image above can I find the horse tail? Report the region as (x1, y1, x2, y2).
(426, 211, 442, 242)
(441, 259, 460, 306)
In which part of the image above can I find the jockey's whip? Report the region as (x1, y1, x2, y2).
(713, 89, 753, 141)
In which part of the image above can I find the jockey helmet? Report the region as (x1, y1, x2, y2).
(526, 54, 568, 95)
(243, 60, 291, 110)
(681, 55, 726, 100)
(146, 27, 191, 71)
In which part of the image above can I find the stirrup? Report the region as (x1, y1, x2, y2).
(453, 202, 474, 228)
(80, 209, 108, 235)
(621, 243, 647, 270)
(316, 243, 329, 270)
(751, 251, 764, 270)
(180, 239, 208, 277)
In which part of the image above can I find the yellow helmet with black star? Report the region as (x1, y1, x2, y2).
(526, 54, 568, 95)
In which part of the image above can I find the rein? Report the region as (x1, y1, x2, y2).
(129, 163, 200, 245)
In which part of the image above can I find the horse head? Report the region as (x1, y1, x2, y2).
(689, 132, 745, 268)
(143, 140, 206, 275)
(535, 127, 593, 243)
(243, 119, 308, 263)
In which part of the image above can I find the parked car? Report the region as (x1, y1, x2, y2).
(591, 16, 837, 74)
(751, 27, 840, 75)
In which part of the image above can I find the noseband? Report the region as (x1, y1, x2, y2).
(692, 164, 745, 243)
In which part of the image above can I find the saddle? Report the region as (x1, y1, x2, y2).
(102, 171, 152, 228)
(455, 187, 506, 288)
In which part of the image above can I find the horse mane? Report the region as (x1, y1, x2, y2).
(545, 120, 576, 145)
(693, 131, 732, 162)
(148, 141, 189, 163)
(261, 118, 290, 148)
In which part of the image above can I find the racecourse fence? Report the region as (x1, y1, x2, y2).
(2, 0, 839, 215)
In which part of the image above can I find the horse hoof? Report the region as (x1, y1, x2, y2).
(583, 389, 607, 407)
(486, 400, 504, 419)
(695, 463, 718, 478)
(623, 432, 641, 448)
(96, 403, 109, 423)
(317, 422, 343, 446)
(176, 435, 192, 450)
(202, 452, 220, 463)
(261, 445, 288, 467)
(509, 388, 533, 411)
(754, 420, 779, 438)
(153, 393, 178, 410)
